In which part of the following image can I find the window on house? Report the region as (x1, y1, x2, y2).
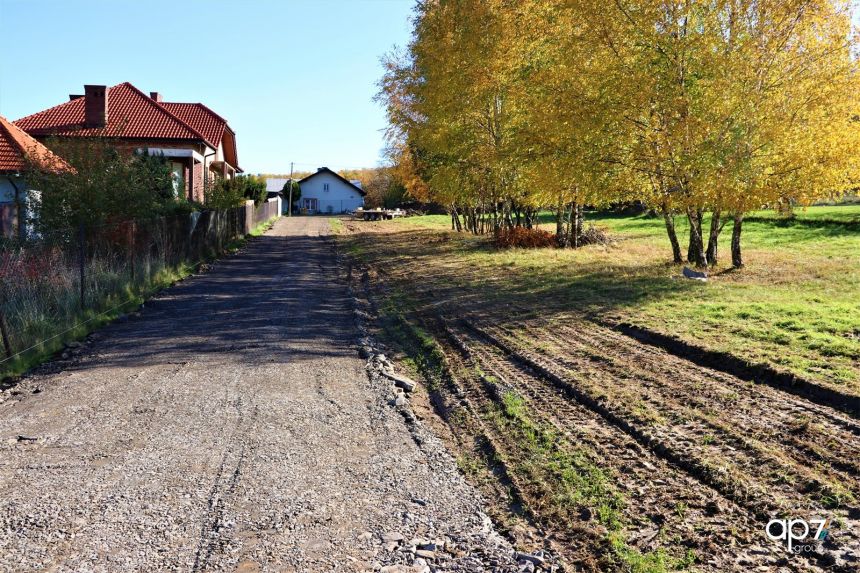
(324, 183, 330, 191)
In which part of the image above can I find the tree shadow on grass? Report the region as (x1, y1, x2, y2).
(346, 227, 698, 329)
(743, 216, 860, 240)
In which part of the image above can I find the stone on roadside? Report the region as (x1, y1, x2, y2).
(417, 540, 438, 551)
(380, 565, 423, 573)
(384, 372, 416, 393)
(381, 532, 404, 543)
(516, 552, 546, 567)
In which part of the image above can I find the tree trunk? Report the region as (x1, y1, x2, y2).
(661, 205, 683, 263)
(705, 209, 721, 266)
(569, 202, 583, 248)
(731, 212, 744, 268)
(687, 222, 695, 263)
(563, 202, 575, 247)
(450, 205, 462, 232)
(555, 198, 567, 247)
(686, 208, 707, 267)
(503, 202, 514, 230)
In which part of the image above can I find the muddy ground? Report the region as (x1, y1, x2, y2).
(341, 218, 860, 572)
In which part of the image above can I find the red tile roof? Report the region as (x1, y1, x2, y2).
(15, 82, 212, 146)
(160, 102, 228, 148)
(0, 115, 72, 174)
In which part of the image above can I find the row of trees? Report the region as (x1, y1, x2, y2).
(379, 0, 860, 266)
(340, 167, 409, 208)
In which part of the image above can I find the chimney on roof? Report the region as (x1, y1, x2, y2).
(69, 94, 83, 101)
(84, 85, 108, 128)
(150, 92, 162, 102)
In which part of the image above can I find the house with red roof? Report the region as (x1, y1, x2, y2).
(0, 115, 73, 238)
(15, 83, 242, 203)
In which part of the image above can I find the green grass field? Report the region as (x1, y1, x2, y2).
(355, 205, 860, 393)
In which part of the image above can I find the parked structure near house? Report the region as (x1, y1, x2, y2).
(296, 167, 365, 214)
(0, 115, 72, 238)
(14, 83, 242, 203)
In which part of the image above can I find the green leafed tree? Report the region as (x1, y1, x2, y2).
(282, 180, 300, 212)
(24, 138, 179, 232)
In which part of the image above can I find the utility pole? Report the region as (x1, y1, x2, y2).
(288, 161, 294, 217)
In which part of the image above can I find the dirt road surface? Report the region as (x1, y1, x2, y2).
(0, 217, 518, 572)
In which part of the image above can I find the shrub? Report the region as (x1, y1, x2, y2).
(579, 224, 612, 246)
(494, 226, 557, 249)
(25, 139, 178, 231)
(206, 175, 267, 209)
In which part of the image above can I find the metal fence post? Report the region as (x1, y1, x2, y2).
(0, 309, 13, 359)
(78, 223, 86, 310)
(129, 221, 136, 285)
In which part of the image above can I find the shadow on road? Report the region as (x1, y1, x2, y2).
(69, 226, 356, 371)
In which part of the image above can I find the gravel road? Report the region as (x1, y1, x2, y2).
(0, 217, 520, 573)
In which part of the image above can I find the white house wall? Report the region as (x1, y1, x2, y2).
(299, 172, 364, 214)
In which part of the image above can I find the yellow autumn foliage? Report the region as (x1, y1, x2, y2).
(378, 0, 860, 265)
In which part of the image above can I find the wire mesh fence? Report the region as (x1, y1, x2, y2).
(0, 206, 251, 377)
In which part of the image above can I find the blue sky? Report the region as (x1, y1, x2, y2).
(0, 0, 415, 174)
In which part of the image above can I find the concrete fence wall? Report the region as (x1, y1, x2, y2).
(249, 198, 281, 231)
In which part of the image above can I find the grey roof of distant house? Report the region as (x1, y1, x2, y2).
(266, 177, 290, 192)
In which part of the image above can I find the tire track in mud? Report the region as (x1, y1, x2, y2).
(462, 318, 860, 568)
(561, 322, 860, 437)
(423, 321, 604, 570)
(441, 322, 786, 571)
(537, 323, 860, 484)
(190, 390, 258, 572)
(496, 320, 860, 506)
(611, 322, 860, 418)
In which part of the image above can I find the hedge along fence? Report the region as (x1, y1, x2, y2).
(0, 202, 273, 379)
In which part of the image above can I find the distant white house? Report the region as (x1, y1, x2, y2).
(296, 167, 365, 214)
